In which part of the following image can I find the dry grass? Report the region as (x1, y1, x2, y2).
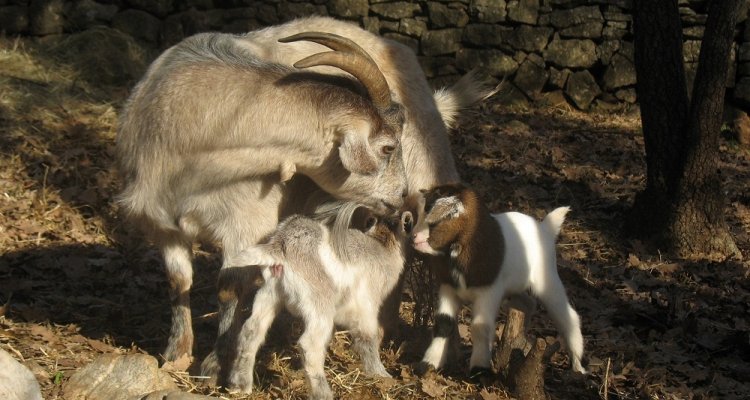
(1, 32, 749, 400)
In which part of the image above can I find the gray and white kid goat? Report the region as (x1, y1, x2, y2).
(411, 183, 586, 375)
(224, 203, 414, 399)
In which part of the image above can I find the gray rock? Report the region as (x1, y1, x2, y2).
(64, 0, 118, 31)
(549, 5, 602, 28)
(126, 0, 173, 18)
(277, 3, 326, 21)
(383, 32, 418, 52)
(493, 80, 529, 107)
(735, 77, 750, 105)
(683, 40, 701, 63)
(427, 2, 469, 27)
(602, 53, 636, 90)
(0, 6, 29, 33)
(615, 88, 637, 103)
(419, 56, 456, 78)
(421, 28, 462, 56)
(597, 39, 620, 65)
(29, 0, 64, 35)
(548, 66, 571, 89)
(380, 19, 399, 32)
(371, 2, 421, 20)
(507, 0, 538, 24)
(456, 48, 518, 77)
(328, 0, 368, 19)
(544, 37, 598, 68)
(739, 43, 750, 62)
(683, 25, 704, 39)
(63, 354, 177, 400)
(559, 21, 603, 39)
(363, 16, 380, 34)
(469, 0, 506, 23)
(507, 25, 552, 52)
(463, 23, 512, 47)
(513, 58, 548, 97)
(256, 3, 278, 25)
(48, 26, 152, 86)
(0, 348, 42, 400)
(112, 9, 160, 43)
(140, 389, 215, 400)
(399, 18, 427, 37)
(565, 70, 601, 110)
(603, 23, 629, 39)
(536, 90, 569, 108)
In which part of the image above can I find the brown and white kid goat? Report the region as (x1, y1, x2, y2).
(412, 183, 586, 375)
(224, 203, 414, 399)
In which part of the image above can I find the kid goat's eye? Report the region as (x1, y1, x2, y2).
(382, 145, 395, 155)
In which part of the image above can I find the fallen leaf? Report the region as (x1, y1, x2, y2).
(479, 388, 502, 400)
(421, 377, 446, 398)
(161, 353, 192, 372)
(30, 325, 58, 345)
(87, 338, 116, 353)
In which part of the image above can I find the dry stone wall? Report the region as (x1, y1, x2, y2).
(1, 0, 748, 111)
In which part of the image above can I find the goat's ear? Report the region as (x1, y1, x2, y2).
(351, 206, 377, 232)
(401, 211, 413, 234)
(339, 131, 379, 175)
(425, 195, 464, 224)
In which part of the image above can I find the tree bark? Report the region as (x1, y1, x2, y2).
(628, 0, 742, 260)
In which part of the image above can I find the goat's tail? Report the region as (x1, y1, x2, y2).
(541, 206, 570, 239)
(225, 245, 282, 268)
(434, 69, 499, 130)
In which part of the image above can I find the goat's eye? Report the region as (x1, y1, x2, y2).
(382, 145, 395, 156)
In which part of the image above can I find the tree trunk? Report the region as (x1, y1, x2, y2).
(628, 0, 742, 260)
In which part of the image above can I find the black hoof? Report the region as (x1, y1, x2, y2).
(413, 361, 436, 377)
(469, 366, 494, 384)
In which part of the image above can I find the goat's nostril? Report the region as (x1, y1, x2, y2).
(401, 189, 408, 198)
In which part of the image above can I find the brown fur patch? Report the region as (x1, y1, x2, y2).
(422, 183, 504, 287)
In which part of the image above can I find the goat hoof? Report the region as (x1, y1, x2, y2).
(468, 366, 494, 385)
(198, 352, 221, 387)
(412, 361, 436, 377)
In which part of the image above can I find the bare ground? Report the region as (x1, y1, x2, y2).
(1, 33, 749, 400)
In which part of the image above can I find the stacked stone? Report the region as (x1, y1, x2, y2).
(0, 0, 746, 111)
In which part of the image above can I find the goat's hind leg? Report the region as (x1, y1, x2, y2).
(160, 236, 195, 362)
(228, 281, 281, 394)
(351, 308, 390, 378)
(299, 314, 335, 400)
(536, 274, 586, 374)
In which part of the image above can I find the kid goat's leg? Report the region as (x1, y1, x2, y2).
(537, 273, 586, 373)
(352, 306, 390, 378)
(228, 281, 282, 394)
(299, 314, 335, 400)
(468, 288, 504, 374)
(421, 284, 461, 370)
(160, 235, 194, 362)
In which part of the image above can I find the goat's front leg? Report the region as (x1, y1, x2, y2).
(160, 237, 194, 362)
(351, 308, 390, 378)
(227, 282, 281, 393)
(468, 287, 504, 376)
(419, 284, 461, 372)
(299, 315, 335, 400)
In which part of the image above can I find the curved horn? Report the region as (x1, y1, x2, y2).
(279, 32, 392, 110)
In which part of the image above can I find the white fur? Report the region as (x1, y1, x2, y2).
(227, 212, 409, 399)
(417, 207, 586, 374)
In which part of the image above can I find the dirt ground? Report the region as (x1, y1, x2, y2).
(1, 32, 749, 400)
